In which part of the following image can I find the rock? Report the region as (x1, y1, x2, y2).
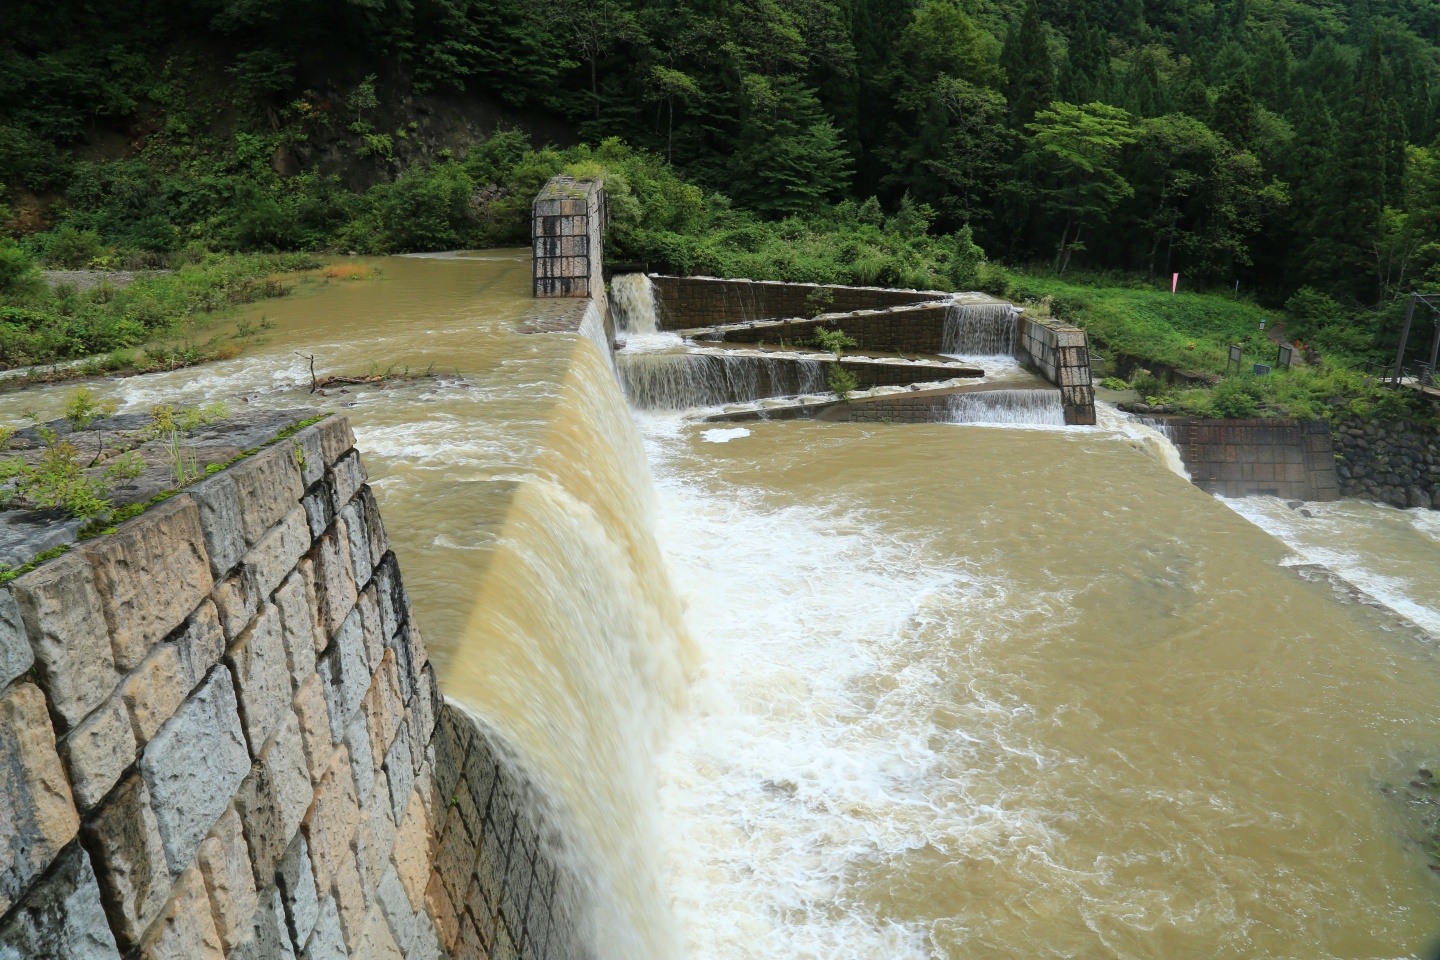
(226, 602, 294, 754)
(0, 682, 80, 916)
(61, 696, 137, 811)
(12, 552, 118, 731)
(83, 495, 214, 672)
(140, 667, 252, 872)
(137, 865, 225, 960)
(0, 586, 32, 691)
(319, 606, 368, 742)
(277, 834, 320, 950)
(195, 807, 258, 955)
(84, 774, 172, 949)
(1408, 486, 1431, 509)
(234, 712, 312, 881)
(0, 843, 121, 960)
(1300, 509, 1314, 518)
(299, 895, 346, 960)
(229, 885, 296, 960)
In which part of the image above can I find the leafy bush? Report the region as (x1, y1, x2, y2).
(0, 239, 37, 294)
(39, 225, 105, 268)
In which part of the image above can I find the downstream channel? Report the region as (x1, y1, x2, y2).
(6, 254, 1440, 958)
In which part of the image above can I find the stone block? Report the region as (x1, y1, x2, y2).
(141, 668, 251, 872)
(355, 902, 404, 960)
(358, 585, 385, 672)
(246, 505, 312, 600)
(290, 424, 327, 489)
(231, 444, 306, 547)
(0, 682, 80, 916)
(465, 872, 497, 949)
(345, 710, 377, 805)
(384, 723, 415, 826)
(299, 558, 328, 656)
(415, 662, 441, 743)
(84, 495, 213, 671)
(278, 834, 320, 950)
(227, 602, 294, 755)
(196, 806, 258, 954)
(12, 552, 117, 731)
(373, 555, 407, 644)
(315, 518, 359, 639)
(212, 565, 263, 644)
(365, 650, 404, 764)
(0, 586, 31, 691)
(359, 769, 398, 892)
(302, 747, 360, 894)
(320, 606, 369, 742)
(276, 572, 321, 689)
(340, 501, 373, 589)
(121, 600, 225, 745)
(235, 711, 312, 882)
(303, 485, 337, 541)
(187, 472, 246, 581)
(390, 791, 431, 915)
(313, 416, 355, 468)
(138, 866, 225, 960)
(0, 841, 120, 960)
(424, 870, 461, 955)
(61, 696, 136, 811)
(357, 488, 391, 567)
(331, 849, 368, 951)
(83, 773, 171, 948)
(436, 807, 475, 906)
(230, 884, 297, 960)
(374, 863, 417, 952)
(328, 451, 367, 516)
(299, 895, 347, 960)
(293, 673, 334, 785)
(405, 910, 442, 960)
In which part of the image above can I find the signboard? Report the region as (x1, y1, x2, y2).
(1253, 363, 1271, 376)
(1276, 343, 1293, 370)
(1226, 344, 1243, 376)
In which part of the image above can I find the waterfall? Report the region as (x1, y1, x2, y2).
(441, 338, 696, 960)
(611, 273, 661, 336)
(946, 389, 1066, 425)
(1094, 403, 1191, 480)
(942, 302, 1018, 357)
(617, 352, 826, 410)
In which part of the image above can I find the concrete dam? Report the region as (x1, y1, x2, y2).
(2, 177, 1440, 959)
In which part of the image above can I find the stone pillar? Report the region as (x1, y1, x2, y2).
(532, 177, 605, 299)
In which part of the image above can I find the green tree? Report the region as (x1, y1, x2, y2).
(1003, 0, 1056, 127)
(1211, 73, 1258, 150)
(1024, 101, 1138, 271)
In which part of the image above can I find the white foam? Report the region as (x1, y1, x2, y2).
(702, 428, 750, 444)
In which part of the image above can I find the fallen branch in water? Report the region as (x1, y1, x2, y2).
(303, 361, 459, 395)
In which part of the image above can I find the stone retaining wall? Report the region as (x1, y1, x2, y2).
(1170, 418, 1340, 501)
(691, 305, 952, 356)
(0, 411, 580, 960)
(650, 276, 947, 330)
(1332, 416, 1440, 509)
(1014, 315, 1095, 426)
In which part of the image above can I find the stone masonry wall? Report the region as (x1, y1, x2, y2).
(1015, 315, 1096, 426)
(1171, 418, 1340, 501)
(650, 276, 948, 329)
(0, 411, 448, 960)
(532, 178, 604, 300)
(0, 409, 584, 960)
(692, 305, 953, 356)
(1332, 415, 1440, 510)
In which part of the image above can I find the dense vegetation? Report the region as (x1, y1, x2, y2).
(6, 0, 1440, 404)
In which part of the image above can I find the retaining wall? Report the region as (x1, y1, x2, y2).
(1014, 315, 1095, 426)
(650, 276, 948, 330)
(687, 305, 952, 355)
(0, 411, 581, 960)
(1171, 418, 1340, 500)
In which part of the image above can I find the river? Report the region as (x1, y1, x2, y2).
(5, 254, 1440, 958)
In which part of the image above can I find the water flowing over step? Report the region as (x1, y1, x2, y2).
(942, 301, 1019, 358)
(945, 388, 1066, 425)
(618, 350, 826, 410)
(611, 273, 661, 336)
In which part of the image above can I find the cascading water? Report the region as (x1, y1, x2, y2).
(1096, 403, 1191, 480)
(941, 301, 1018, 358)
(617, 352, 826, 410)
(611, 273, 661, 336)
(946, 388, 1066, 425)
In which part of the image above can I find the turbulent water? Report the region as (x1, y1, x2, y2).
(6, 254, 1440, 959)
(611, 273, 661, 337)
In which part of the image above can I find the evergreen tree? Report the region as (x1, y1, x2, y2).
(1124, 48, 1170, 118)
(1212, 73, 1258, 150)
(1003, 0, 1056, 127)
(1058, 14, 1111, 105)
(1247, 25, 1293, 115)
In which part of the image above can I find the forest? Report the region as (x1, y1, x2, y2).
(5, 0, 1440, 374)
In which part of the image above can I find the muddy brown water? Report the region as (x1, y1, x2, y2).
(3, 253, 1440, 958)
